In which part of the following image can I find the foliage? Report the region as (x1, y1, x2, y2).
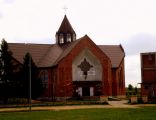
(0, 39, 21, 103)
(21, 53, 44, 99)
(126, 84, 140, 96)
(128, 84, 133, 91)
(0, 39, 13, 82)
(0, 39, 43, 104)
(0, 107, 156, 120)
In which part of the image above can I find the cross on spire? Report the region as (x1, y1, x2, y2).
(63, 6, 68, 14)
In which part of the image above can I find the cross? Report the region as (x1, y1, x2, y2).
(78, 58, 93, 80)
(63, 6, 68, 14)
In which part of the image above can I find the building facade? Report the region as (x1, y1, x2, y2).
(141, 52, 156, 101)
(8, 15, 125, 100)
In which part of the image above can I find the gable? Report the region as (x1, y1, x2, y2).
(72, 48, 102, 81)
(98, 45, 125, 68)
(8, 35, 125, 68)
(55, 35, 124, 68)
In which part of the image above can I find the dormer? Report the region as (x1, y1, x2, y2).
(56, 15, 76, 45)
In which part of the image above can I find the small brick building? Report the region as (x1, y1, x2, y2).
(8, 15, 125, 100)
(141, 52, 156, 100)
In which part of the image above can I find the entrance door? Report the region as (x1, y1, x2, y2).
(82, 87, 90, 96)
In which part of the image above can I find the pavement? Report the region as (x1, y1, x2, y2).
(0, 100, 156, 112)
(108, 100, 137, 108)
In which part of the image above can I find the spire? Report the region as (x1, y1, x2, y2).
(56, 15, 76, 45)
(57, 15, 76, 34)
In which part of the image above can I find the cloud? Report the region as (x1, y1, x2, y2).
(3, 0, 15, 4)
(125, 55, 141, 87)
(122, 33, 156, 56)
(0, 12, 3, 18)
(122, 33, 156, 87)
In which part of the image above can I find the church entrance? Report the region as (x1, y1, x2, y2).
(72, 49, 103, 98)
(82, 87, 90, 96)
(73, 81, 102, 97)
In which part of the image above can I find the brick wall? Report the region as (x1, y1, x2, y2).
(141, 53, 156, 98)
(112, 59, 125, 97)
(56, 36, 112, 97)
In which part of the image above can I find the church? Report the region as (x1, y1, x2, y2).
(8, 15, 125, 100)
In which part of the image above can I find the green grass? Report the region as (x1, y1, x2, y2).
(0, 106, 156, 120)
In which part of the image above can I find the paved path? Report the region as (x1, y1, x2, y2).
(108, 100, 138, 108)
(1, 100, 156, 112)
(0, 105, 116, 112)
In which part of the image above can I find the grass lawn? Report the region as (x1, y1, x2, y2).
(0, 106, 156, 120)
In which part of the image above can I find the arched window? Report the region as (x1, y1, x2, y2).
(73, 34, 76, 41)
(59, 34, 64, 44)
(39, 70, 48, 89)
(67, 34, 71, 42)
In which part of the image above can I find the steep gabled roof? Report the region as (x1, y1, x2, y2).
(98, 45, 125, 68)
(54, 35, 125, 68)
(8, 37, 125, 68)
(56, 15, 76, 34)
(53, 37, 83, 65)
(37, 45, 63, 67)
(8, 43, 63, 67)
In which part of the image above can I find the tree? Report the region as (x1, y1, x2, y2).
(21, 53, 44, 100)
(134, 87, 138, 95)
(0, 57, 2, 81)
(0, 39, 14, 103)
(0, 39, 13, 82)
(128, 84, 133, 91)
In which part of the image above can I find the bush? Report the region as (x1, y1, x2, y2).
(7, 98, 28, 104)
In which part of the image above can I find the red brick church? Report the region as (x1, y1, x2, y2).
(8, 15, 125, 100)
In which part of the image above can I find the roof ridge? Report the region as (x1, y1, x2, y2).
(8, 43, 55, 45)
(98, 44, 120, 46)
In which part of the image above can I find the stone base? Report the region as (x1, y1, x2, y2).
(142, 96, 148, 103)
(100, 96, 108, 102)
(55, 97, 71, 101)
(117, 95, 126, 99)
(130, 96, 138, 103)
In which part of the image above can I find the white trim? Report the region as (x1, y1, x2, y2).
(90, 87, 94, 96)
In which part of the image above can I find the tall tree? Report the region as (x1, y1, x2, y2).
(0, 39, 14, 103)
(128, 84, 133, 91)
(0, 39, 13, 82)
(21, 53, 43, 100)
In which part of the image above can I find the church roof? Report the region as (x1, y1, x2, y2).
(8, 36, 125, 68)
(8, 43, 63, 67)
(98, 45, 125, 68)
(56, 15, 76, 34)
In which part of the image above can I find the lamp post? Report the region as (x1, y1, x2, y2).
(29, 54, 32, 111)
(25, 43, 32, 111)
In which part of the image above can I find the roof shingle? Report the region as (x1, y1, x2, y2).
(8, 37, 125, 68)
(98, 45, 125, 68)
(8, 43, 61, 67)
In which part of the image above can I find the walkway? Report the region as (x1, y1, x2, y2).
(108, 100, 138, 108)
(1, 100, 155, 112)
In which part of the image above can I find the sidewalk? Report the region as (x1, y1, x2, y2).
(0, 100, 156, 112)
(0, 105, 112, 112)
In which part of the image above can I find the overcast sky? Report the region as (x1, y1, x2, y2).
(0, 0, 156, 87)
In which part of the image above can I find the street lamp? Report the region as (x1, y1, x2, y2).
(25, 43, 32, 111)
(29, 53, 31, 111)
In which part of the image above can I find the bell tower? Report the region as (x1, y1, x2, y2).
(56, 15, 76, 45)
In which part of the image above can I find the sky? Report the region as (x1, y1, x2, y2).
(0, 0, 156, 87)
